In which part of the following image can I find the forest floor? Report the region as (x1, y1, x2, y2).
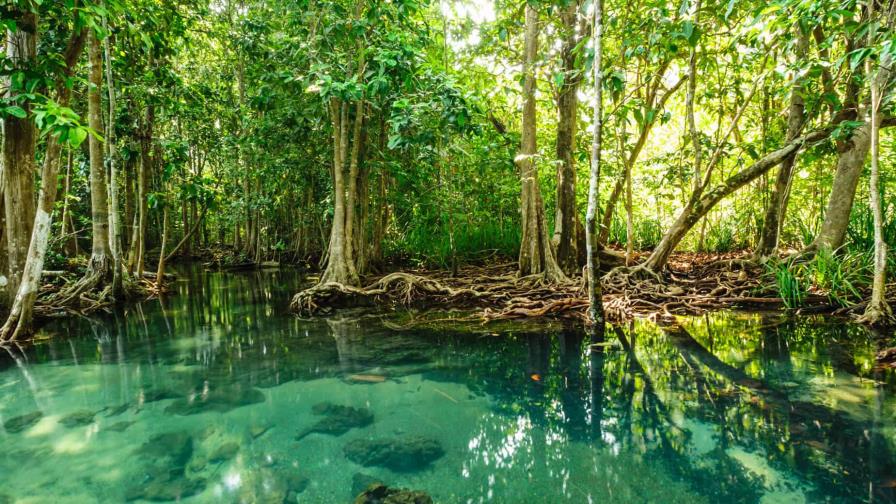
(290, 250, 880, 323)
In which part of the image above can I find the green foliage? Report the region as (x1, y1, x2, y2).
(389, 220, 520, 268)
(767, 249, 871, 309)
(807, 248, 870, 307)
(765, 258, 805, 309)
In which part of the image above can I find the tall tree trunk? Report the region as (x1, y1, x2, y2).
(156, 205, 169, 288)
(320, 98, 360, 286)
(553, 0, 583, 273)
(805, 124, 871, 253)
(61, 147, 80, 257)
(130, 103, 153, 276)
(3, 10, 38, 300)
(860, 3, 894, 325)
(53, 30, 113, 306)
(585, 0, 605, 323)
(344, 100, 364, 276)
(755, 27, 809, 259)
(102, 11, 124, 297)
(517, 4, 567, 282)
(85, 30, 112, 280)
(0, 27, 87, 341)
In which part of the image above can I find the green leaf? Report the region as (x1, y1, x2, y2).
(69, 127, 88, 147)
(4, 106, 27, 118)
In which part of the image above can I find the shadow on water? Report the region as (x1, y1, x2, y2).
(0, 265, 894, 502)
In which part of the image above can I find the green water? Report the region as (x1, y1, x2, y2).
(1, 268, 895, 503)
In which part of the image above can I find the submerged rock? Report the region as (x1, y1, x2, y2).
(3, 411, 43, 433)
(343, 436, 444, 472)
(296, 402, 374, 440)
(209, 441, 240, 463)
(232, 466, 308, 504)
(127, 431, 204, 501)
(125, 465, 206, 502)
(164, 387, 265, 415)
(60, 410, 96, 428)
(135, 431, 194, 471)
(353, 483, 433, 504)
(352, 473, 384, 497)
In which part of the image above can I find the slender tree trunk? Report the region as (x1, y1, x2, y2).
(52, 31, 115, 307)
(85, 30, 112, 281)
(156, 205, 169, 288)
(102, 12, 124, 297)
(860, 3, 894, 325)
(625, 151, 634, 264)
(517, 4, 567, 282)
(3, 10, 38, 300)
(553, 0, 582, 273)
(132, 104, 153, 276)
(61, 147, 80, 256)
(755, 27, 809, 259)
(586, 0, 605, 323)
(1, 28, 87, 341)
(685, 1, 703, 195)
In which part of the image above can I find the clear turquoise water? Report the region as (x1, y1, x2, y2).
(1, 267, 895, 503)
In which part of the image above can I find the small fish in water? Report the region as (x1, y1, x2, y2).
(105, 403, 131, 417)
(530, 374, 541, 382)
(347, 374, 386, 383)
(106, 421, 135, 432)
(878, 479, 896, 488)
(249, 425, 272, 439)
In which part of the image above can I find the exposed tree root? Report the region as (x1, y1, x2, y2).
(877, 347, 896, 368)
(49, 255, 112, 307)
(291, 254, 848, 323)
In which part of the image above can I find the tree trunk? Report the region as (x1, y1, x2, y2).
(130, 104, 153, 276)
(585, 0, 605, 323)
(755, 27, 809, 258)
(52, 30, 114, 307)
(156, 205, 169, 288)
(517, 4, 567, 282)
(102, 14, 124, 297)
(85, 30, 112, 281)
(320, 98, 360, 286)
(3, 10, 38, 300)
(553, 0, 582, 273)
(860, 4, 894, 325)
(806, 124, 871, 253)
(61, 147, 80, 257)
(0, 28, 87, 341)
(344, 100, 364, 275)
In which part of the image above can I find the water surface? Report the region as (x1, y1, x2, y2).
(1, 267, 894, 503)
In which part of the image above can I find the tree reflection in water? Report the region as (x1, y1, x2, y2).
(1, 267, 893, 503)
